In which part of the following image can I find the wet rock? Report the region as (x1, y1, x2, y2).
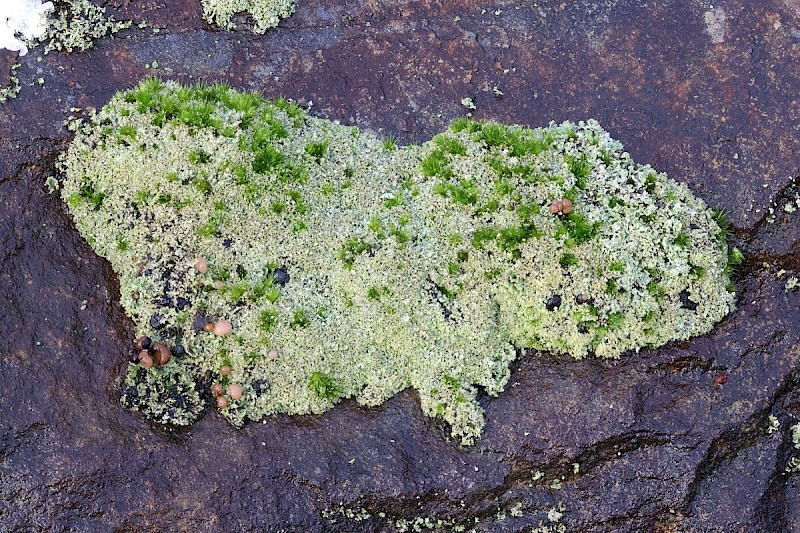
(1, 0, 799, 531)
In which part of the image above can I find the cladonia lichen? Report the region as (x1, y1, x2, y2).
(40, 0, 131, 54)
(200, 0, 295, 33)
(61, 79, 739, 443)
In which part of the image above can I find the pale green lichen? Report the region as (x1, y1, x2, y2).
(0, 62, 21, 103)
(61, 79, 737, 444)
(768, 414, 781, 434)
(40, 0, 131, 54)
(200, 0, 295, 33)
(788, 423, 800, 474)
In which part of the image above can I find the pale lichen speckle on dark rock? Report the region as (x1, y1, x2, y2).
(201, 0, 295, 33)
(61, 79, 739, 444)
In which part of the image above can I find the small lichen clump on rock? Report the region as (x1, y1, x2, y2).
(40, 0, 131, 54)
(61, 79, 738, 443)
(201, 0, 295, 33)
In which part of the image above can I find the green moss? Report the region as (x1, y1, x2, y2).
(258, 309, 279, 333)
(308, 371, 342, 401)
(564, 154, 592, 188)
(290, 309, 310, 328)
(305, 141, 328, 161)
(420, 150, 452, 178)
(560, 253, 578, 268)
(434, 179, 480, 205)
(338, 236, 377, 269)
(62, 80, 737, 445)
(433, 134, 467, 156)
(562, 212, 600, 245)
(450, 117, 480, 134)
(188, 149, 211, 164)
(674, 232, 690, 247)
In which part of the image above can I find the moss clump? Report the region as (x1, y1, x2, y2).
(62, 79, 737, 444)
(200, 0, 295, 33)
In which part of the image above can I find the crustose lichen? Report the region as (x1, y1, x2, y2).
(61, 79, 739, 444)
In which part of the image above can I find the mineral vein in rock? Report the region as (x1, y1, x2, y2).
(61, 79, 737, 444)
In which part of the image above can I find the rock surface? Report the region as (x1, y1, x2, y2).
(1, 0, 799, 531)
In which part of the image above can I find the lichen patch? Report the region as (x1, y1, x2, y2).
(201, 0, 295, 33)
(61, 79, 738, 444)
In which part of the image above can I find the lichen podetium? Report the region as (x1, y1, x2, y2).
(61, 79, 738, 444)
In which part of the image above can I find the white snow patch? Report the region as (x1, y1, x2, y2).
(0, 0, 53, 56)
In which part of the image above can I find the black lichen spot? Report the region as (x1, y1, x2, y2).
(253, 379, 270, 393)
(223, 238, 233, 248)
(160, 261, 176, 280)
(123, 384, 139, 401)
(154, 294, 174, 308)
(546, 294, 562, 311)
(273, 266, 290, 286)
(193, 311, 211, 332)
(679, 290, 698, 311)
(173, 345, 185, 357)
(150, 313, 166, 329)
(176, 296, 190, 310)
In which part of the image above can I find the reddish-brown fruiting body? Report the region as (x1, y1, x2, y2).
(268, 349, 278, 361)
(134, 336, 150, 350)
(139, 352, 154, 368)
(194, 257, 209, 273)
(213, 320, 233, 336)
(220, 365, 232, 376)
(216, 396, 229, 409)
(228, 384, 243, 400)
(211, 383, 224, 397)
(203, 322, 215, 333)
(550, 198, 573, 215)
(152, 342, 171, 365)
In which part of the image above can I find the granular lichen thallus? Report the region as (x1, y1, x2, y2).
(61, 79, 741, 444)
